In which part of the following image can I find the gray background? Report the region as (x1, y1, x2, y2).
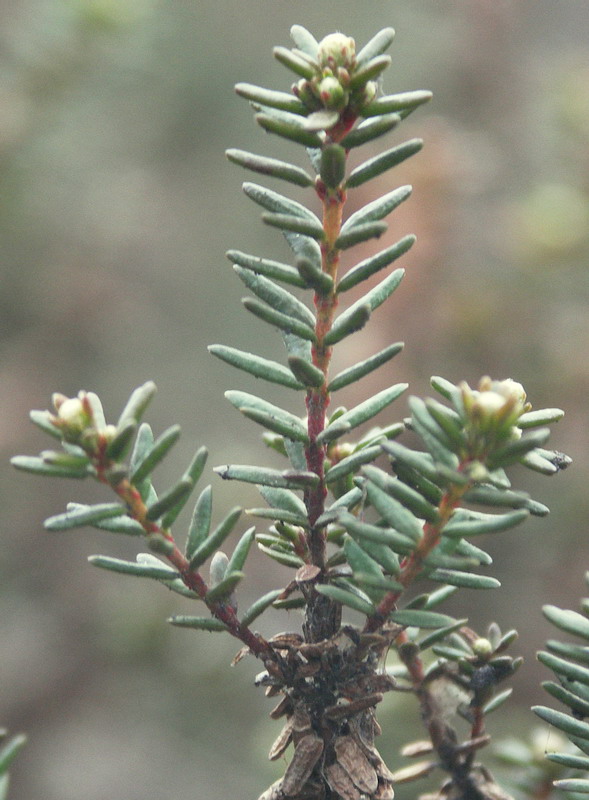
(1, 1, 589, 797)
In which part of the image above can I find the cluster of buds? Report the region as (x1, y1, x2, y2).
(291, 31, 386, 117)
(50, 391, 116, 453)
(459, 377, 531, 461)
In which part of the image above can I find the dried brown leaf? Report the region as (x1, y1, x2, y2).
(335, 735, 379, 794)
(282, 734, 324, 797)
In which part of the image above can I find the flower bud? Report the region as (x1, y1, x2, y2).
(318, 76, 347, 111)
(317, 33, 356, 72)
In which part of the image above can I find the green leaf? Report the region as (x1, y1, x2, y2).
(104, 419, 137, 461)
(45, 502, 126, 531)
(339, 187, 412, 235)
(325, 444, 382, 484)
(361, 90, 433, 118)
(11, 454, 90, 479)
(89, 554, 177, 580)
(430, 376, 462, 404)
(304, 109, 339, 131)
(331, 270, 404, 347)
(186, 485, 212, 559)
(543, 681, 589, 718)
(240, 589, 282, 626)
(382, 441, 443, 485)
(365, 481, 424, 543)
(273, 45, 316, 79)
(258, 485, 307, 517)
(543, 605, 589, 640)
(349, 54, 392, 91)
(419, 619, 468, 650)
(352, 535, 400, 576)
(346, 140, 423, 189)
(364, 464, 439, 525)
(323, 303, 371, 347)
(538, 651, 589, 685)
(547, 639, 589, 665)
(243, 297, 317, 342)
(319, 143, 346, 189)
(168, 615, 228, 632)
(518, 408, 565, 428)
(290, 24, 318, 58)
(546, 752, 589, 770)
(256, 112, 322, 147)
(443, 509, 529, 537)
(225, 390, 308, 443)
(340, 114, 401, 149)
(487, 428, 551, 470)
(262, 212, 325, 240)
(130, 424, 181, 484)
(226, 249, 306, 287)
(209, 345, 303, 390)
(409, 397, 459, 467)
(227, 149, 313, 187)
(340, 512, 415, 556)
(428, 569, 500, 590)
(235, 265, 316, 329)
(319, 384, 407, 445)
(334, 221, 388, 251)
(188, 507, 242, 570)
(146, 477, 194, 523)
(483, 688, 513, 715)
(246, 507, 307, 526)
(355, 573, 403, 595)
(215, 464, 319, 490)
(519, 450, 559, 475)
(532, 705, 589, 741)
(257, 542, 304, 568)
(116, 381, 157, 428)
(206, 571, 244, 603)
(30, 408, 61, 438)
(392, 609, 457, 629)
(337, 236, 415, 294)
(225, 527, 256, 574)
(424, 400, 467, 451)
(328, 343, 404, 393)
(296, 257, 333, 295)
(463, 486, 549, 516)
(344, 536, 383, 579)
(554, 779, 589, 793)
(235, 82, 307, 114)
(356, 27, 396, 67)
(0, 733, 27, 775)
(243, 181, 318, 222)
(286, 355, 324, 389)
(315, 583, 376, 616)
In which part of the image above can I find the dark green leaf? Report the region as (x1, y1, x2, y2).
(353, 534, 400, 576)
(487, 428, 551, 470)
(325, 444, 382, 484)
(146, 477, 194, 522)
(105, 420, 137, 461)
(334, 221, 388, 251)
(428, 569, 500, 590)
(243, 297, 317, 342)
(319, 384, 406, 446)
(130, 424, 181, 484)
(225, 390, 308, 442)
(227, 148, 313, 186)
(349, 55, 392, 91)
(361, 90, 433, 118)
(365, 481, 423, 543)
(339, 186, 412, 235)
(215, 463, 319, 489)
(11, 455, 90, 479)
(543, 605, 589, 640)
(337, 236, 415, 294)
(315, 584, 376, 616)
(323, 303, 371, 347)
(262, 212, 325, 240)
(554, 779, 589, 793)
(346, 139, 423, 189)
(226, 527, 256, 574)
(340, 512, 415, 556)
(319, 143, 346, 189)
(188, 507, 242, 570)
(390, 609, 456, 628)
(328, 343, 404, 393)
(356, 27, 395, 67)
(88, 554, 177, 580)
(186, 485, 212, 559)
(45, 502, 126, 531)
(240, 589, 283, 627)
(547, 639, 589, 665)
(206, 571, 244, 603)
(287, 356, 324, 388)
(443, 509, 529, 537)
(235, 82, 307, 114)
(246, 507, 307, 525)
(0, 733, 27, 775)
(227, 249, 306, 288)
(546, 752, 589, 770)
(340, 114, 400, 149)
(116, 381, 157, 428)
(538, 651, 589, 685)
(532, 705, 589, 741)
(464, 486, 549, 516)
(256, 112, 322, 147)
(419, 619, 468, 650)
(236, 268, 317, 326)
(344, 536, 383, 579)
(257, 542, 304, 568)
(382, 441, 442, 485)
(296, 257, 333, 294)
(273, 45, 316, 79)
(543, 681, 589, 718)
(364, 464, 439, 525)
(483, 688, 513, 715)
(168, 615, 228, 632)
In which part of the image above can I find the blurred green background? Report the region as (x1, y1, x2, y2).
(2, 1, 589, 797)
